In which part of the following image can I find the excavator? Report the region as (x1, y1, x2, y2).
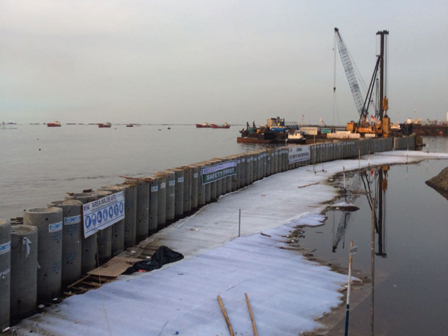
(334, 28, 391, 137)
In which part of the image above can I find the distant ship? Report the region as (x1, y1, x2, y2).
(196, 122, 212, 128)
(98, 122, 112, 128)
(47, 121, 61, 127)
(211, 122, 230, 129)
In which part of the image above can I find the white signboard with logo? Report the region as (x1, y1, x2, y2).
(82, 191, 125, 238)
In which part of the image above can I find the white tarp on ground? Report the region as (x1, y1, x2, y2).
(14, 151, 448, 336)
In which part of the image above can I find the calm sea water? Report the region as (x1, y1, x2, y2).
(0, 124, 264, 219)
(299, 137, 448, 335)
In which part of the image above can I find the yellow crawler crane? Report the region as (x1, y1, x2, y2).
(335, 28, 390, 137)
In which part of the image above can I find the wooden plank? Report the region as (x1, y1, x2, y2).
(87, 256, 143, 277)
(67, 275, 90, 289)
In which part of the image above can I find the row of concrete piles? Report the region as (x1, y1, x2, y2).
(0, 135, 416, 330)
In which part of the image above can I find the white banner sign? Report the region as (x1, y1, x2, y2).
(82, 191, 125, 238)
(202, 161, 237, 184)
(289, 146, 310, 164)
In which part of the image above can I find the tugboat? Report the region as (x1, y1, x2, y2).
(286, 130, 306, 144)
(211, 122, 230, 129)
(98, 122, 112, 128)
(47, 121, 61, 127)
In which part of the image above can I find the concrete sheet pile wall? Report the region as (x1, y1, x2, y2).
(135, 179, 150, 242)
(121, 182, 138, 248)
(155, 172, 167, 229)
(0, 219, 11, 331)
(47, 200, 83, 288)
(94, 191, 113, 264)
(189, 166, 199, 209)
(148, 178, 159, 234)
(10, 225, 38, 322)
(174, 169, 184, 217)
(394, 135, 416, 150)
(164, 170, 176, 223)
(65, 192, 98, 275)
(23, 207, 63, 304)
(181, 167, 192, 214)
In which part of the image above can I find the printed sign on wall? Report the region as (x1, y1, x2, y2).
(82, 191, 125, 238)
(289, 146, 310, 164)
(201, 161, 237, 185)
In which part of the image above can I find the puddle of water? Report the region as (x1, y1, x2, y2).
(298, 139, 448, 335)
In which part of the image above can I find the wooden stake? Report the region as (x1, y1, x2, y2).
(217, 295, 234, 336)
(245, 293, 258, 336)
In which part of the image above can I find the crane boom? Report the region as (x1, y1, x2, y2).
(334, 28, 364, 116)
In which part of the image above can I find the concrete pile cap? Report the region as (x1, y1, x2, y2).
(95, 190, 113, 197)
(11, 224, 38, 235)
(123, 176, 153, 183)
(0, 219, 10, 226)
(49, 199, 83, 207)
(98, 185, 125, 192)
(24, 207, 62, 215)
(66, 192, 95, 197)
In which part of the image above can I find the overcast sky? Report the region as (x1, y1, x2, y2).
(1, 0, 447, 124)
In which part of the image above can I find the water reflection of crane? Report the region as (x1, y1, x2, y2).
(332, 173, 363, 252)
(361, 166, 389, 257)
(331, 167, 389, 255)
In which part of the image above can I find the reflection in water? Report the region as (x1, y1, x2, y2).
(332, 174, 362, 252)
(332, 167, 389, 257)
(333, 166, 390, 335)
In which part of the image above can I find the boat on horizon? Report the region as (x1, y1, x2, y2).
(47, 121, 61, 127)
(196, 122, 212, 128)
(98, 122, 112, 128)
(211, 122, 230, 129)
